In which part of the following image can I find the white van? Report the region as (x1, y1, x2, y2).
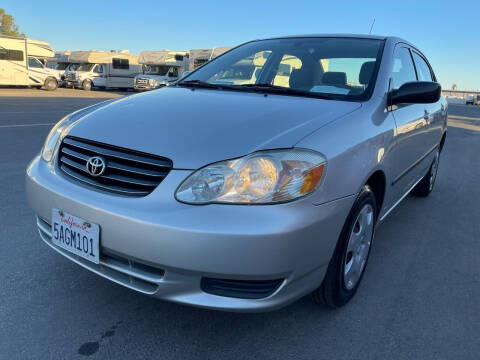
(0, 35, 60, 90)
(134, 50, 188, 90)
(64, 50, 142, 90)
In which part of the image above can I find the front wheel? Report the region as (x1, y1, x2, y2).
(82, 79, 92, 91)
(411, 149, 440, 197)
(44, 78, 58, 91)
(312, 186, 377, 307)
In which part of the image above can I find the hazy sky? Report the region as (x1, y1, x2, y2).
(4, 0, 480, 90)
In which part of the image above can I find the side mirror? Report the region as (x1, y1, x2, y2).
(390, 81, 441, 105)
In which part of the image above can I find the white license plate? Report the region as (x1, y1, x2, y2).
(51, 209, 100, 264)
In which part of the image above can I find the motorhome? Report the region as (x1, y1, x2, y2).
(134, 50, 188, 90)
(0, 35, 60, 90)
(188, 46, 232, 70)
(64, 50, 142, 90)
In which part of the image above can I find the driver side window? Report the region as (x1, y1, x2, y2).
(28, 57, 43, 69)
(93, 65, 103, 74)
(391, 47, 417, 90)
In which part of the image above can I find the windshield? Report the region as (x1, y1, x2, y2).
(77, 63, 95, 72)
(56, 63, 69, 70)
(145, 65, 170, 75)
(67, 63, 80, 71)
(182, 37, 384, 100)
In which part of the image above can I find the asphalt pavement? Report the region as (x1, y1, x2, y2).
(1, 93, 479, 360)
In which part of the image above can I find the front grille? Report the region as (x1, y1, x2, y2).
(65, 73, 76, 81)
(58, 136, 173, 196)
(201, 278, 283, 299)
(136, 78, 148, 86)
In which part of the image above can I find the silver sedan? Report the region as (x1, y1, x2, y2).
(26, 35, 447, 312)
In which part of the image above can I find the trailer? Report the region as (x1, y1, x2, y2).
(0, 35, 60, 90)
(134, 50, 188, 90)
(64, 50, 142, 90)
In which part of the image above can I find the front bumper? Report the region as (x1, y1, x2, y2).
(66, 80, 80, 88)
(26, 155, 354, 312)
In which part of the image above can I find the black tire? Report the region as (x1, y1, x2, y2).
(44, 78, 58, 91)
(411, 149, 440, 197)
(312, 186, 377, 307)
(82, 79, 92, 91)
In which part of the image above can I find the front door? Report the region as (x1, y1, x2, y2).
(389, 45, 429, 200)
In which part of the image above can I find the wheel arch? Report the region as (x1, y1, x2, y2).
(364, 169, 387, 217)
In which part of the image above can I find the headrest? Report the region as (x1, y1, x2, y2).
(322, 72, 347, 86)
(289, 68, 313, 90)
(359, 61, 376, 85)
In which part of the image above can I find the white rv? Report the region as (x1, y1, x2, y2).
(0, 35, 60, 90)
(134, 50, 188, 90)
(188, 47, 232, 70)
(64, 50, 142, 90)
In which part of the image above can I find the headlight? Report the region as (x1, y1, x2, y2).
(149, 79, 158, 87)
(175, 149, 327, 204)
(41, 116, 75, 162)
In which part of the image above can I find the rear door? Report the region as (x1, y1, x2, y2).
(389, 45, 428, 199)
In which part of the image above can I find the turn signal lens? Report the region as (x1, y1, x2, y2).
(175, 149, 327, 204)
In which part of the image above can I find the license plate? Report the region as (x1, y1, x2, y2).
(51, 209, 100, 264)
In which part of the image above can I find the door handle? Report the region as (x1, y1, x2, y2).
(424, 110, 432, 122)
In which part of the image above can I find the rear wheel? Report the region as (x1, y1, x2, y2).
(82, 79, 92, 91)
(411, 149, 440, 197)
(312, 186, 377, 307)
(44, 78, 58, 91)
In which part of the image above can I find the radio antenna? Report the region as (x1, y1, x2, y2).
(369, 18, 376, 34)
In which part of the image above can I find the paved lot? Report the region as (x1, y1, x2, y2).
(1, 94, 479, 359)
(0, 87, 124, 99)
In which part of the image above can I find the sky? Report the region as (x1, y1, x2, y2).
(4, 0, 480, 90)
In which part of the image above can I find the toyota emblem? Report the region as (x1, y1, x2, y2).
(86, 156, 106, 177)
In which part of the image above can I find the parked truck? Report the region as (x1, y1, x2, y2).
(134, 50, 188, 90)
(466, 93, 480, 105)
(0, 35, 60, 90)
(64, 50, 142, 90)
(46, 51, 81, 87)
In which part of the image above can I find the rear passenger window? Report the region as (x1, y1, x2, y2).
(412, 52, 433, 81)
(391, 47, 417, 90)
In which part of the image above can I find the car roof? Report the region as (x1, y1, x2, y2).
(257, 33, 409, 43)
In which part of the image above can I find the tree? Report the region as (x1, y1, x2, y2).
(452, 84, 457, 90)
(0, 8, 24, 37)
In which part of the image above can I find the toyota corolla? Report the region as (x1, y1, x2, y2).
(26, 35, 447, 312)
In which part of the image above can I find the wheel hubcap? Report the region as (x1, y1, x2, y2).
(344, 204, 374, 290)
(429, 151, 439, 190)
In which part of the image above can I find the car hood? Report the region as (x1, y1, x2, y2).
(68, 87, 361, 169)
(137, 74, 168, 80)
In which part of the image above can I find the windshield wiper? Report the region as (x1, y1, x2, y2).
(237, 83, 337, 100)
(177, 79, 228, 89)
